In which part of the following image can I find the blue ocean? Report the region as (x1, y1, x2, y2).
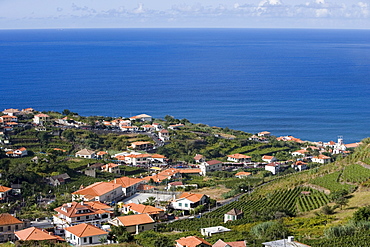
(0, 28, 369, 143)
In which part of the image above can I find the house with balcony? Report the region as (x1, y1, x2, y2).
(53, 201, 111, 228)
(2, 109, 21, 116)
(199, 160, 223, 176)
(158, 129, 170, 142)
(171, 192, 208, 212)
(33, 113, 50, 125)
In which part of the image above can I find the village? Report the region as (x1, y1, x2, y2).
(0, 108, 363, 247)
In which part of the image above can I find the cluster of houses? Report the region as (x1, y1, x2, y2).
(0, 172, 214, 246)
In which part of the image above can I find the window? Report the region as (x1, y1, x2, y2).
(185, 203, 188, 207)
(77, 217, 80, 220)
(0, 227, 3, 232)
(84, 237, 87, 243)
(86, 216, 89, 219)
(8, 226, 11, 231)
(15, 225, 18, 230)
(178, 203, 182, 206)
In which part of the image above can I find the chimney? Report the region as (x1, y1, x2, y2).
(287, 236, 294, 242)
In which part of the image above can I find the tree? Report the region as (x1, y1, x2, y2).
(62, 109, 71, 116)
(153, 235, 173, 247)
(353, 206, 370, 222)
(108, 225, 132, 243)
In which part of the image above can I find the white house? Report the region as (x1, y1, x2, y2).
(200, 226, 231, 237)
(124, 153, 151, 166)
(291, 161, 308, 171)
(262, 236, 310, 247)
(158, 129, 170, 142)
(171, 192, 208, 211)
(227, 154, 251, 163)
(291, 149, 308, 157)
(262, 155, 277, 163)
(65, 223, 108, 246)
(6, 147, 28, 158)
(199, 160, 222, 176)
(75, 149, 96, 159)
(129, 114, 152, 122)
(312, 155, 331, 164)
(194, 154, 205, 163)
(168, 124, 185, 130)
(71, 182, 123, 202)
(119, 125, 139, 132)
(109, 214, 155, 234)
(2, 109, 20, 116)
(258, 131, 271, 137)
(33, 113, 50, 125)
(53, 201, 111, 228)
(234, 172, 252, 179)
(152, 123, 162, 131)
(111, 176, 145, 197)
(224, 208, 243, 223)
(265, 163, 280, 175)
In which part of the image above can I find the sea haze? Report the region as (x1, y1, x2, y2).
(0, 28, 369, 143)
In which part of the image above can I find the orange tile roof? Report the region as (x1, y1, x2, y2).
(34, 113, 50, 118)
(315, 155, 331, 159)
(176, 236, 211, 247)
(65, 223, 107, 237)
(228, 153, 251, 159)
(116, 214, 154, 226)
(112, 176, 143, 188)
(137, 184, 156, 191)
(345, 143, 361, 148)
(123, 203, 164, 215)
(54, 201, 107, 218)
(177, 169, 201, 174)
(0, 213, 23, 226)
(85, 201, 111, 210)
(103, 163, 119, 169)
(71, 182, 122, 197)
(235, 171, 252, 177)
(151, 154, 166, 159)
(97, 151, 108, 155)
(178, 192, 205, 203)
(15, 227, 63, 241)
(262, 155, 275, 159)
(0, 185, 12, 193)
(131, 141, 151, 145)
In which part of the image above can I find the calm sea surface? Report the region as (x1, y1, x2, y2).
(0, 28, 369, 143)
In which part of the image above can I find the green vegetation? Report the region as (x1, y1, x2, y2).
(310, 171, 356, 192)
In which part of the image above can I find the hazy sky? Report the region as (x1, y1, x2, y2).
(0, 0, 369, 29)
